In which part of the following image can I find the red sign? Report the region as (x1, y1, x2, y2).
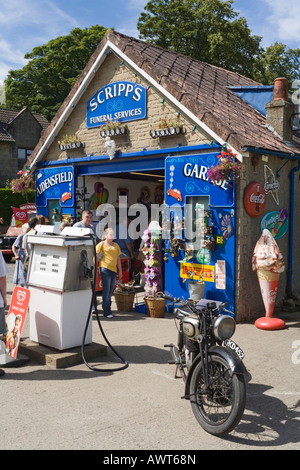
(5, 287, 30, 358)
(244, 182, 266, 217)
(12, 207, 28, 227)
(20, 203, 36, 212)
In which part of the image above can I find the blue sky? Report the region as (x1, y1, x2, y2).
(1, 0, 300, 85)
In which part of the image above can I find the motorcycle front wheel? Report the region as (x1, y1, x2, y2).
(189, 354, 246, 436)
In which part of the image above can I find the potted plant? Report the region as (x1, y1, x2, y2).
(58, 134, 84, 150)
(207, 149, 241, 185)
(100, 120, 128, 137)
(150, 116, 185, 138)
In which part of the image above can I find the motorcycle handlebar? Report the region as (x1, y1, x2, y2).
(162, 293, 232, 315)
(162, 293, 181, 303)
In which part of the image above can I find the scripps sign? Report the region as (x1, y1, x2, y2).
(86, 81, 147, 128)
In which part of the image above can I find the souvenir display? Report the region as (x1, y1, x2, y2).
(142, 222, 163, 296)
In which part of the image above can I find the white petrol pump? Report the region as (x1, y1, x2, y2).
(26, 225, 94, 350)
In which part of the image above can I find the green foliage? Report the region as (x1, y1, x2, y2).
(137, 0, 300, 84)
(253, 42, 300, 86)
(4, 25, 109, 121)
(0, 188, 35, 224)
(137, 0, 263, 78)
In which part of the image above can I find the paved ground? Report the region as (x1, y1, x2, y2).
(1, 260, 300, 451)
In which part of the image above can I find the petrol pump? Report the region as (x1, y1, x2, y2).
(26, 226, 94, 350)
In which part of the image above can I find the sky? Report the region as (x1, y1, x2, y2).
(1, 0, 300, 86)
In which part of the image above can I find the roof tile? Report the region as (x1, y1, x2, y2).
(28, 30, 300, 167)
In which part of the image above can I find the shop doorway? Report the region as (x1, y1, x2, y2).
(76, 165, 166, 293)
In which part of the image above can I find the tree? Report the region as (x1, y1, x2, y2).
(4, 25, 108, 121)
(137, 0, 263, 78)
(253, 42, 300, 86)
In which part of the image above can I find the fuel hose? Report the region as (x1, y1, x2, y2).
(81, 234, 129, 372)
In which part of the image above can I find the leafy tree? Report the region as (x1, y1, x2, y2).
(137, 0, 263, 78)
(4, 25, 108, 120)
(253, 42, 300, 86)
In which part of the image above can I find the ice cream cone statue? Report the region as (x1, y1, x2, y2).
(252, 229, 285, 330)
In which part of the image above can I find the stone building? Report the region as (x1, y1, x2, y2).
(0, 107, 48, 186)
(26, 30, 300, 322)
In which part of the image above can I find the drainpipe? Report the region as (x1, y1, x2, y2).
(287, 162, 300, 296)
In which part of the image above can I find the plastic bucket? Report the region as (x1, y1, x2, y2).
(188, 282, 205, 301)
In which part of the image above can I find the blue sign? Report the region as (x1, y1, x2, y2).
(86, 81, 147, 129)
(35, 166, 75, 208)
(164, 153, 236, 312)
(165, 153, 234, 207)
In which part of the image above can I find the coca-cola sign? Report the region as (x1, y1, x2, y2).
(244, 182, 266, 217)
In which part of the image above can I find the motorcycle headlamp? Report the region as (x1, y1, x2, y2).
(213, 315, 236, 341)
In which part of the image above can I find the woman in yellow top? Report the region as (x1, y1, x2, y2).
(96, 228, 122, 318)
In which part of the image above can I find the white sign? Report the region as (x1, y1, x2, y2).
(215, 260, 226, 290)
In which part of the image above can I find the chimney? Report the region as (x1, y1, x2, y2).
(265, 77, 294, 143)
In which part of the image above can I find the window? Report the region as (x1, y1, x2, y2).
(185, 195, 209, 251)
(17, 148, 33, 171)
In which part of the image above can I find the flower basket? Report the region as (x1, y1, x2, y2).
(207, 149, 241, 185)
(144, 293, 167, 318)
(114, 292, 135, 312)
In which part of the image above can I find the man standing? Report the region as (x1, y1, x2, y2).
(115, 216, 134, 259)
(73, 209, 95, 233)
(0, 251, 9, 377)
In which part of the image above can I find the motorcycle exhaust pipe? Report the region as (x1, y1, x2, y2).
(164, 343, 186, 381)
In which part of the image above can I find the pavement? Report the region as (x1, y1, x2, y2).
(1, 259, 300, 451)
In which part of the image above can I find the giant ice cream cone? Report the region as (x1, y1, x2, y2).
(252, 230, 285, 330)
(256, 269, 279, 317)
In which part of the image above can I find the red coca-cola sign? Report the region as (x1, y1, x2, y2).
(244, 182, 266, 217)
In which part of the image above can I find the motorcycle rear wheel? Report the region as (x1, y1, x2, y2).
(189, 353, 246, 436)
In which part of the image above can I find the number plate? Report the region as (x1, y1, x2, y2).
(224, 339, 245, 360)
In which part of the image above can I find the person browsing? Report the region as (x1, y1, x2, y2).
(96, 228, 122, 319)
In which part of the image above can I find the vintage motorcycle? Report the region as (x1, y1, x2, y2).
(164, 294, 248, 436)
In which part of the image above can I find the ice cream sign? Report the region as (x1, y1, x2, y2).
(35, 166, 75, 208)
(86, 81, 147, 129)
(260, 209, 288, 239)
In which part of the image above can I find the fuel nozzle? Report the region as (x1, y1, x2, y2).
(80, 249, 93, 279)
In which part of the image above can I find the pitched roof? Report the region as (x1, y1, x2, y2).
(28, 30, 300, 169)
(0, 107, 49, 143)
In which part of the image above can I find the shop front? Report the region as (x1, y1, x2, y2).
(26, 30, 300, 322)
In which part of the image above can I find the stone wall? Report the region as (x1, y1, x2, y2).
(45, 53, 209, 162)
(235, 152, 296, 322)
(0, 142, 16, 186)
(0, 108, 44, 185)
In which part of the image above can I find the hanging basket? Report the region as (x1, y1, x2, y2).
(114, 292, 135, 312)
(144, 293, 167, 318)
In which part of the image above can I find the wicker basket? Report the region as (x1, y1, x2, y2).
(114, 292, 135, 312)
(145, 295, 167, 318)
